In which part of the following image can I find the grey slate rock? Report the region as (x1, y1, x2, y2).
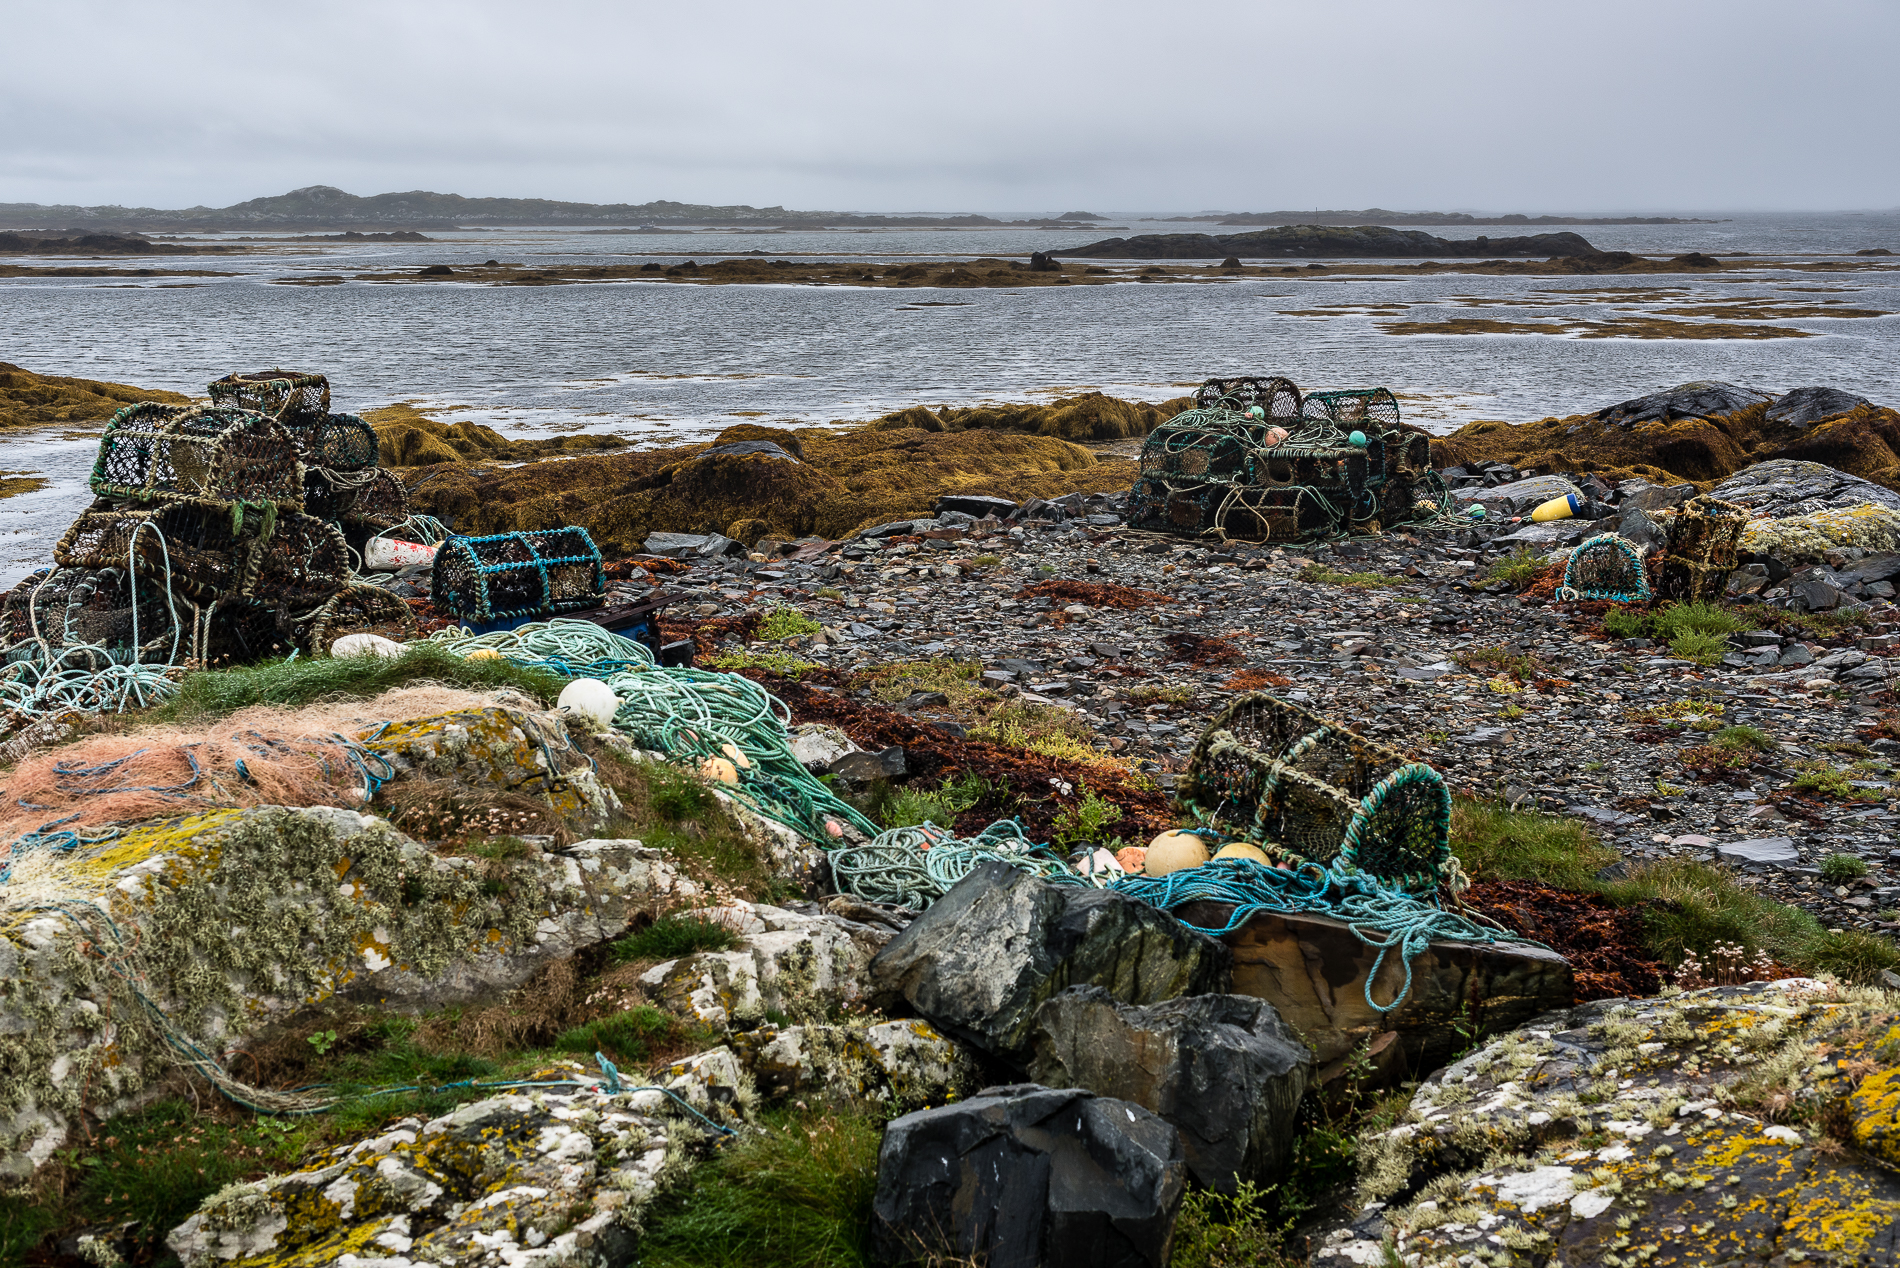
(1766, 386, 1872, 428)
(1491, 519, 1589, 549)
(871, 1083, 1187, 1268)
(1710, 459, 1900, 517)
(1615, 479, 1699, 515)
(1841, 553, 1900, 585)
(698, 440, 799, 462)
(935, 493, 1019, 519)
(828, 746, 907, 781)
(868, 862, 1231, 1061)
(1026, 987, 1312, 1192)
(1716, 837, 1801, 867)
(1779, 644, 1816, 666)
(1593, 381, 1774, 427)
(861, 518, 941, 539)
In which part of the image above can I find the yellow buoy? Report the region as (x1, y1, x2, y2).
(1214, 842, 1274, 865)
(1530, 493, 1580, 522)
(1144, 830, 1210, 876)
(699, 756, 740, 785)
(720, 742, 753, 770)
(465, 648, 503, 661)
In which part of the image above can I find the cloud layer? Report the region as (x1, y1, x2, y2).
(7, 0, 1896, 212)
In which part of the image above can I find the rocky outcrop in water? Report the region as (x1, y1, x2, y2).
(1050, 225, 1603, 259)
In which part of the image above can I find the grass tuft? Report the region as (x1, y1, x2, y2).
(1819, 853, 1871, 883)
(612, 912, 740, 962)
(758, 606, 823, 641)
(636, 1107, 882, 1268)
(1450, 798, 1618, 889)
(158, 644, 564, 721)
(1715, 725, 1775, 752)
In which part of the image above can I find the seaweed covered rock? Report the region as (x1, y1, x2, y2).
(406, 425, 1128, 553)
(0, 361, 192, 432)
(1026, 986, 1312, 1192)
(1434, 383, 1900, 494)
(166, 1058, 746, 1268)
(369, 706, 623, 835)
(868, 862, 1231, 1062)
(638, 900, 897, 1032)
(365, 402, 627, 466)
(867, 391, 1192, 442)
(1340, 979, 1900, 1268)
(872, 1083, 1188, 1268)
(0, 807, 697, 1177)
(728, 1018, 980, 1104)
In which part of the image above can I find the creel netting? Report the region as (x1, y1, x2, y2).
(1181, 691, 1451, 892)
(431, 528, 606, 624)
(55, 501, 269, 604)
(1558, 533, 1652, 603)
(206, 370, 331, 425)
(90, 403, 306, 510)
(1656, 494, 1748, 603)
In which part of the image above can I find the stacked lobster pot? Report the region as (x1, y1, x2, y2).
(3, 371, 417, 670)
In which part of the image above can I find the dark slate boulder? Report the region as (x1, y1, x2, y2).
(1766, 385, 1874, 429)
(867, 863, 1230, 1061)
(1026, 987, 1313, 1193)
(1593, 381, 1775, 428)
(697, 439, 800, 462)
(934, 493, 1019, 519)
(871, 1083, 1187, 1268)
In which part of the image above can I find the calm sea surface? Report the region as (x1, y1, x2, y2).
(3, 212, 1897, 584)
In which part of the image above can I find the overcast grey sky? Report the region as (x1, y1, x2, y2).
(6, 0, 1896, 213)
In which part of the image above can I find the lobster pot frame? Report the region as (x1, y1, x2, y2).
(339, 468, 413, 535)
(0, 566, 184, 668)
(430, 528, 605, 624)
(54, 501, 268, 602)
(286, 411, 379, 473)
(90, 404, 305, 509)
(1193, 376, 1302, 418)
(207, 370, 331, 425)
(303, 466, 367, 521)
(1657, 495, 1748, 603)
(198, 596, 293, 665)
(297, 583, 420, 653)
(1559, 533, 1652, 604)
(1129, 378, 1441, 543)
(1183, 692, 1451, 891)
(249, 512, 353, 603)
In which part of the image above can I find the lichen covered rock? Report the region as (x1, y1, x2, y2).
(637, 900, 894, 1032)
(368, 707, 621, 836)
(1342, 979, 1900, 1267)
(729, 1018, 979, 1105)
(166, 1072, 729, 1268)
(0, 809, 694, 1177)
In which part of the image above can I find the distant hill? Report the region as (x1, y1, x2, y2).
(1051, 224, 1604, 259)
(1155, 208, 1721, 227)
(0, 186, 1118, 231)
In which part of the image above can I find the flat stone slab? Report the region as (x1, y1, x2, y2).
(1716, 836, 1802, 867)
(1177, 902, 1572, 1073)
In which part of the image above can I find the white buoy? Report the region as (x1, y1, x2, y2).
(331, 633, 405, 659)
(1144, 830, 1210, 876)
(558, 678, 621, 728)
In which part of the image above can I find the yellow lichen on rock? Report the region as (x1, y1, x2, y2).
(1741, 502, 1900, 561)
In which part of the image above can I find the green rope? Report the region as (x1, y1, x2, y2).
(829, 819, 1089, 909)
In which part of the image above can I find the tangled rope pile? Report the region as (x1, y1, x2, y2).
(829, 819, 1089, 909)
(1112, 858, 1541, 1013)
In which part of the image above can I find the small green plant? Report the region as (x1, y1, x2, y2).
(1168, 1181, 1299, 1268)
(1820, 853, 1871, 883)
(612, 912, 741, 961)
(967, 554, 1002, 568)
(1455, 644, 1539, 681)
(1298, 564, 1402, 588)
(307, 1029, 338, 1055)
(1602, 606, 1648, 638)
(1668, 630, 1732, 666)
(554, 1005, 684, 1063)
(878, 771, 989, 830)
(1583, 760, 1605, 771)
(1500, 703, 1526, 719)
(1052, 782, 1126, 846)
(758, 606, 823, 641)
(1791, 759, 1874, 801)
(813, 586, 844, 600)
(1655, 780, 1687, 796)
(1037, 563, 1058, 576)
(1481, 546, 1543, 589)
(648, 766, 717, 821)
(702, 647, 822, 677)
(1127, 683, 1193, 705)
(1450, 797, 1618, 889)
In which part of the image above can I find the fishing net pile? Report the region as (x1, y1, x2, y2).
(1128, 377, 1446, 542)
(1, 370, 420, 733)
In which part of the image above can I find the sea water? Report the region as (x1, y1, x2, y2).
(2, 212, 1896, 584)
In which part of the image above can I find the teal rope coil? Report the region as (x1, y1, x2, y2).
(1111, 858, 1543, 1014)
(426, 620, 877, 843)
(830, 818, 1089, 910)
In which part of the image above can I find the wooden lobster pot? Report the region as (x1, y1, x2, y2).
(1177, 900, 1573, 1080)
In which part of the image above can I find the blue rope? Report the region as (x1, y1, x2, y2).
(1110, 858, 1543, 1014)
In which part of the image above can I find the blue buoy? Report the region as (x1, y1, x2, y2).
(1468, 503, 1488, 520)
(1248, 405, 1265, 419)
(1349, 430, 1368, 447)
